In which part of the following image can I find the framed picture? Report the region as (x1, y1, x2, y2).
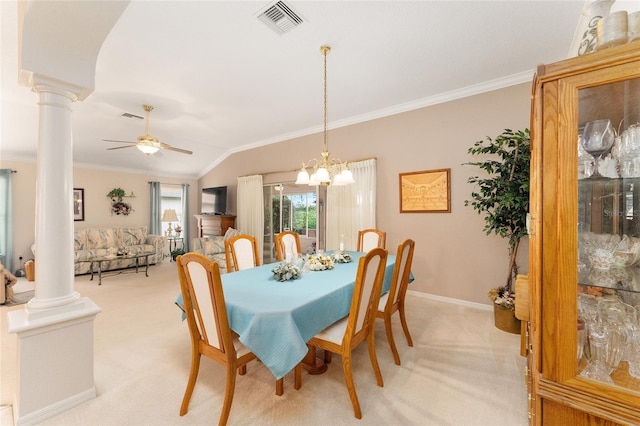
(399, 168, 451, 213)
(73, 188, 85, 221)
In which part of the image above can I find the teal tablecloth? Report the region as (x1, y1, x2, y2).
(176, 251, 401, 379)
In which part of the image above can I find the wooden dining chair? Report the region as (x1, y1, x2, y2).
(225, 234, 260, 272)
(275, 230, 301, 261)
(376, 238, 415, 365)
(177, 253, 293, 425)
(357, 228, 386, 252)
(306, 247, 388, 419)
(177, 252, 256, 425)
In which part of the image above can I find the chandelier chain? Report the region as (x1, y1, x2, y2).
(323, 46, 329, 152)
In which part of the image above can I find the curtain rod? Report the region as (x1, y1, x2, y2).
(239, 156, 377, 178)
(147, 181, 189, 186)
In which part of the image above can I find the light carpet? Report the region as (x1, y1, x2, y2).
(3, 261, 527, 425)
(0, 290, 34, 307)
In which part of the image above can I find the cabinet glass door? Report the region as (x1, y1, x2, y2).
(577, 77, 640, 392)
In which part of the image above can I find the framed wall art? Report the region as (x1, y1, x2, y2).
(399, 168, 451, 213)
(73, 188, 85, 221)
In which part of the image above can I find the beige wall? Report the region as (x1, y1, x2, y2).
(1, 160, 198, 268)
(4, 82, 531, 307)
(200, 82, 532, 306)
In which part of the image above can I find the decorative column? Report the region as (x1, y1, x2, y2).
(29, 79, 80, 308)
(8, 76, 101, 425)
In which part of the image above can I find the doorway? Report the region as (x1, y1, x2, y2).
(263, 184, 318, 264)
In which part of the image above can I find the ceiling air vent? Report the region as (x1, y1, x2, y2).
(257, 1, 304, 35)
(121, 112, 144, 120)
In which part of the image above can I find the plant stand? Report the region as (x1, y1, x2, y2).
(493, 304, 521, 334)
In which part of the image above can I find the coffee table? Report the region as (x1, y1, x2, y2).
(78, 250, 155, 285)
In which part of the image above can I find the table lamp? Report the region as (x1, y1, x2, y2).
(162, 209, 179, 237)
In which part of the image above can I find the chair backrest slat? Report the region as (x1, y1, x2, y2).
(275, 231, 301, 261)
(346, 248, 387, 342)
(357, 229, 386, 252)
(388, 239, 415, 307)
(187, 261, 221, 349)
(178, 253, 232, 356)
(225, 234, 260, 272)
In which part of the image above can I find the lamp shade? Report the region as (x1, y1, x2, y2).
(137, 144, 160, 155)
(162, 209, 179, 222)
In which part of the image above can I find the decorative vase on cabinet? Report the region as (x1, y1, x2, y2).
(528, 43, 640, 424)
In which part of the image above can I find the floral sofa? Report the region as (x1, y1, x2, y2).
(191, 227, 241, 274)
(74, 226, 165, 275)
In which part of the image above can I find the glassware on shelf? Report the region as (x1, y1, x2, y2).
(578, 135, 595, 179)
(580, 316, 614, 384)
(582, 119, 615, 177)
(578, 318, 586, 362)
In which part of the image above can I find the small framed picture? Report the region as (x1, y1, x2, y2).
(399, 168, 451, 213)
(73, 188, 85, 221)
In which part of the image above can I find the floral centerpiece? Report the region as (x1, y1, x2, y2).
(272, 261, 302, 282)
(332, 251, 352, 263)
(306, 253, 334, 271)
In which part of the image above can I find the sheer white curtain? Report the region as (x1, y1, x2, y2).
(326, 159, 376, 250)
(237, 175, 264, 260)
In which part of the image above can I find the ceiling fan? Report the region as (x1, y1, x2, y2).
(104, 105, 193, 155)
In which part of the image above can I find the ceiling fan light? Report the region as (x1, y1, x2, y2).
(137, 144, 160, 155)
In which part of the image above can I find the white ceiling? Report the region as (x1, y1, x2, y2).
(0, 0, 611, 179)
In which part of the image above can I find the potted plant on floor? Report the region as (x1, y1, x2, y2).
(171, 247, 186, 261)
(464, 128, 530, 334)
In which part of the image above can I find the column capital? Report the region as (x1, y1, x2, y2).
(19, 70, 92, 101)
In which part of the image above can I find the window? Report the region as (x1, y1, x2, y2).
(161, 184, 183, 235)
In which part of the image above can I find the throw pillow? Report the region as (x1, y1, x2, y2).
(224, 227, 241, 241)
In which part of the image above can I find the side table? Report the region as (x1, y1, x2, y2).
(167, 237, 184, 262)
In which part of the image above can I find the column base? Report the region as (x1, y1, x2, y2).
(7, 297, 101, 425)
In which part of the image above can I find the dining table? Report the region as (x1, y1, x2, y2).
(176, 250, 405, 380)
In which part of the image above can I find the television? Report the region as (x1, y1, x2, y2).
(201, 186, 228, 215)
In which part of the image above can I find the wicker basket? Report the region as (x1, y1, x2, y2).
(493, 303, 521, 334)
(24, 260, 35, 282)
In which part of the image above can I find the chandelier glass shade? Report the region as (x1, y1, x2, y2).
(295, 45, 354, 187)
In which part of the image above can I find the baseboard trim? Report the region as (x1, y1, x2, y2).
(407, 290, 492, 311)
(14, 387, 96, 426)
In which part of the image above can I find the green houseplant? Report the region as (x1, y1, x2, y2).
(171, 247, 186, 261)
(107, 187, 133, 216)
(464, 128, 530, 332)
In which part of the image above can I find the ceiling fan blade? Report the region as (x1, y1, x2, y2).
(103, 139, 137, 144)
(162, 145, 193, 155)
(106, 145, 136, 151)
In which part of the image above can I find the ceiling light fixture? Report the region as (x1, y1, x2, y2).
(295, 45, 354, 187)
(136, 105, 160, 155)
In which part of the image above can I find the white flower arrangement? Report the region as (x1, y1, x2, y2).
(332, 251, 352, 263)
(272, 261, 302, 282)
(306, 253, 334, 271)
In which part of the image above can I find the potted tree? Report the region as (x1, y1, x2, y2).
(464, 128, 530, 334)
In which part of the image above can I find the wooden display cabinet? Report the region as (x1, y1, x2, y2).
(529, 43, 640, 424)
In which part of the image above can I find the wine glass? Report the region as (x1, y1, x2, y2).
(582, 119, 615, 177)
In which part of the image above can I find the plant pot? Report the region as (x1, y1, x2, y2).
(493, 304, 521, 334)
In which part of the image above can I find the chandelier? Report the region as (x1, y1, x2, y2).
(295, 45, 354, 186)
